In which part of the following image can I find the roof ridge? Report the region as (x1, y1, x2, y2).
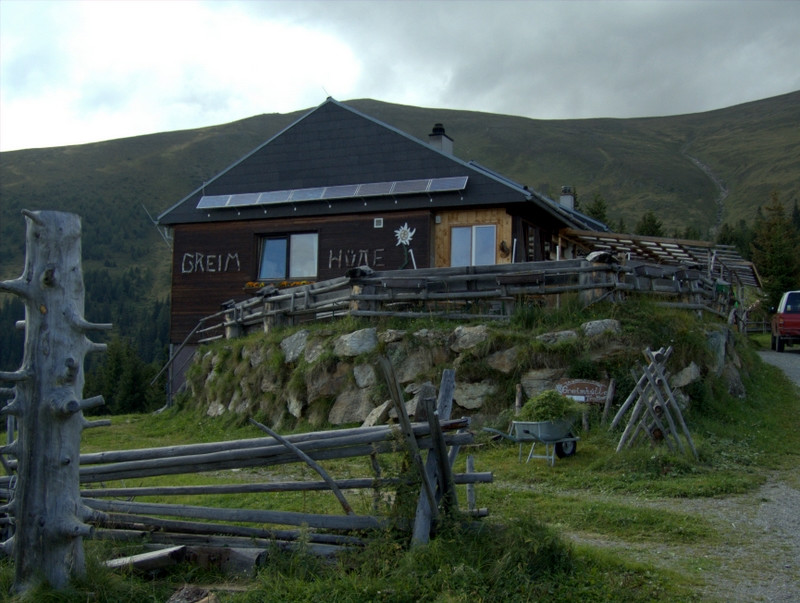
(157, 100, 331, 222)
(157, 98, 606, 232)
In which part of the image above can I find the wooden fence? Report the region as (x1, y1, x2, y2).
(1, 367, 489, 570)
(744, 320, 770, 334)
(194, 258, 734, 344)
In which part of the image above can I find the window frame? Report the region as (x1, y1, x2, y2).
(258, 232, 318, 281)
(450, 224, 496, 267)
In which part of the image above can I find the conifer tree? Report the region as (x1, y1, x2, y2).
(751, 191, 800, 309)
(584, 194, 609, 224)
(634, 211, 665, 237)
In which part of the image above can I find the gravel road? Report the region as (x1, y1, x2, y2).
(677, 351, 800, 601)
(564, 351, 800, 602)
(673, 351, 799, 601)
(563, 478, 800, 602)
(758, 348, 800, 387)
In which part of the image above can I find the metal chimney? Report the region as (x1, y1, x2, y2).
(560, 186, 575, 210)
(428, 123, 453, 155)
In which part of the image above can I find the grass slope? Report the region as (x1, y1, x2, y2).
(2, 92, 799, 291)
(2, 307, 798, 601)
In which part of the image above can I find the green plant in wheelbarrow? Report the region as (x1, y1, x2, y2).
(517, 390, 585, 458)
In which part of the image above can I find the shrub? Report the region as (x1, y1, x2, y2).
(518, 390, 584, 422)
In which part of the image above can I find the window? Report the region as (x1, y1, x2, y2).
(785, 292, 800, 313)
(258, 233, 318, 280)
(450, 225, 496, 266)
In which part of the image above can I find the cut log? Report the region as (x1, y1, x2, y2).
(80, 471, 492, 498)
(248, 418, 355, 515)
(95, 529, 347, 557)
(466, 455, 476, 512)
(83, 498, 387, 531)
(93, 512, 364, 545)
(71, 431, 473, 484)
(412, 369, 456, 546)
(378, 356, 437, 517)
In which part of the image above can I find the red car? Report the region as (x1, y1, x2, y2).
(771, 290, 800, 352)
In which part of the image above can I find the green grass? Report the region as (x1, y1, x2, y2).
(2, 320, 799, 601)
(80, 407, 266, 451)
(224, 515, 697, 603)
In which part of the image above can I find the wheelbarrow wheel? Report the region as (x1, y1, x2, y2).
(555, 433, 577, 458)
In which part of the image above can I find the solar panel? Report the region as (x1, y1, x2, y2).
(428, 176, 469, 191)
(322, 184, 359, 199)
(257, 190, 292, 205)
(195, 176, 469, 210)
(392, 179, 430, 194)
(197, 195, 231, 209)
(227, 193, 261, 207)
(356, 182, 394, 196)
(290, 187, 325, 201)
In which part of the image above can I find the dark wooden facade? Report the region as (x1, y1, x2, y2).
(170, 211, 431, 342)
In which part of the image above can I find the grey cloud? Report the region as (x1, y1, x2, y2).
(257, 1, 800, 119)
(3, 0, 799, 151)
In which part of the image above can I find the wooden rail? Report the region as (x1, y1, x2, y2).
(1, 371, 488, 563)
(196, 258, 734, 342)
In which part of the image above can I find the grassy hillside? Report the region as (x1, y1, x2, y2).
(2, 308, 797, 601)
(1, 91, 799, 292)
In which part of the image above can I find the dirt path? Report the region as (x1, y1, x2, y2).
(758, 349, 800, 387)
(555, 353, 800, 601)
(589, 477, 800, 602)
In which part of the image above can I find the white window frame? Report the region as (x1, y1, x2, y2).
(450, 224, 496, 267)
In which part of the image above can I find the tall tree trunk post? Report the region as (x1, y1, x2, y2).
(0, 210, 110, 592)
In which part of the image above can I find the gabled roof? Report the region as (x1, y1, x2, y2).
(157, 98, 602, 231)
(466, 160, 608, 232)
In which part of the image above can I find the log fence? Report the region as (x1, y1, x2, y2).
(0, 212, 489, 585)
(192, 258, 735, 345)
(1, 369, 488, 569)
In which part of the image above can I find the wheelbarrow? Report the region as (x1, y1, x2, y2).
(484, 420, 579, 466)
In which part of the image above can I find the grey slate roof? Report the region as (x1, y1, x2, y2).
(157, 98, 605, 231)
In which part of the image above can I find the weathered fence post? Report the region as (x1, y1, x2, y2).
(0, 210, 110, 592)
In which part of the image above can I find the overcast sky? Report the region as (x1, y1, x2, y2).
(1, 0, 798, 152)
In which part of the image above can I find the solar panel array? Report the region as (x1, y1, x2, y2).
(196, 176, 468, 210)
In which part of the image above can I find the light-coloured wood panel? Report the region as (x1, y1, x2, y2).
(433, 208, 513, 267)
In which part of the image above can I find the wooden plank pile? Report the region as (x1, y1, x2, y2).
(609, 347, 698, 459)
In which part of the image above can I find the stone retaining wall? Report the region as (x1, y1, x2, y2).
(185, 318, 744, 429)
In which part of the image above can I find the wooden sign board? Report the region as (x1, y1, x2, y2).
(556, 379, 609, 404)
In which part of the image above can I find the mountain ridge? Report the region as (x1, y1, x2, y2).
(2, 91, 799, 288)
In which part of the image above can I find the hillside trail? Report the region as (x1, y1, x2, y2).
(681, 142, 729, 232)
(556, 352, 799, 601)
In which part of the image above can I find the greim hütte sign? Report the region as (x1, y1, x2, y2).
(556, 379, 609, 404)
